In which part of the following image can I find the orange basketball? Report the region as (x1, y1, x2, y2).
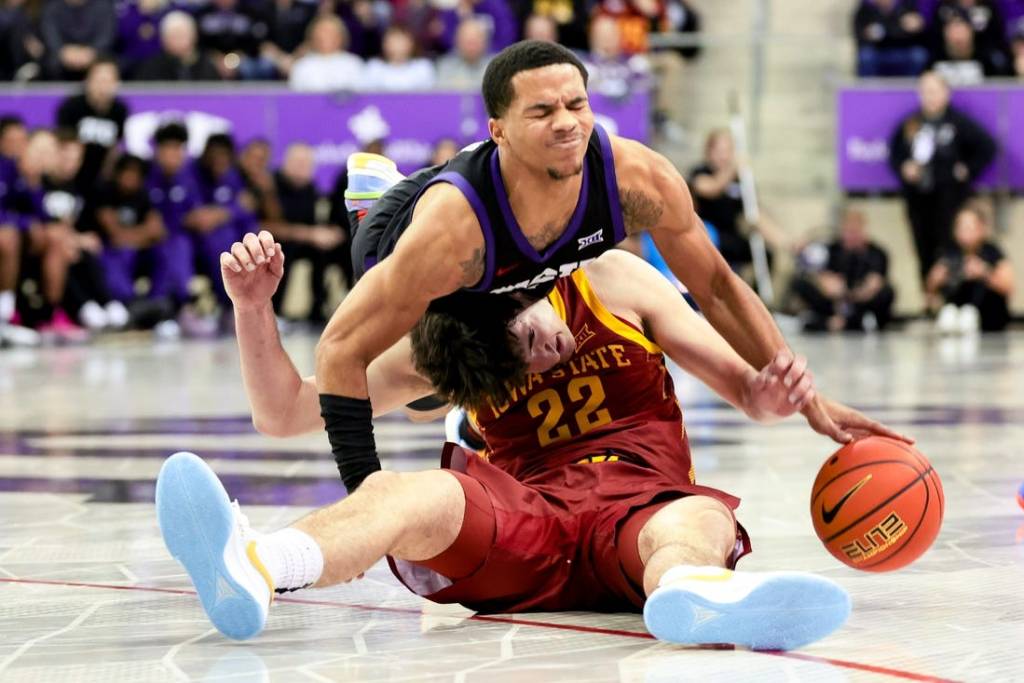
(810, 436, 944, 572)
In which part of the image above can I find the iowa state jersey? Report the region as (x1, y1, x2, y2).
(471, 268, 693, 484)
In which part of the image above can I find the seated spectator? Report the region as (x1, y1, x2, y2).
(932, 0, 1010, 74)
(146, 122, 234, 337)
(517, 2, 588, 49)
(270, 143, 349, 323)
(663, 0, 702, 61)
(584, 14, 652, 99)
(40, 0, 115, 80)
(4, 130, 85, 340)
(689, 129, 785, 275)
(522, 13, 558, 43)
(43, 131, 128, 331)
(853, 0, 929, 77)
(430, 137, 460, 166)
(337, 0, 386, 59)
(252, 0, 317, 80)
(436, 17, 492, 90)
(196, 0, 272, 80)
(0, 114, 27, 163)
(238, 138, 283, 224)
(91, 154, 166, 316)
(288, 15, 364, 92)
(363, 25, 436, 91)
(392, 0, 447, 56)
(927, 201, 1012, 333)
(134, 11, 221, 81)
(792, 208, 895, 333)
(56, 58, 129, 196)
(435, 0, 518, 54)
(0, 0, 43, 81)
(115, 0, 169, 79)
(593, 0, 668, 57)
(193, 133, 255, 311)
(931, 15, 1009, 83)
(0, 117, 27, 337)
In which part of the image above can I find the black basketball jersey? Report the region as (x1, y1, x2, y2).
(353, 124, 626, 302)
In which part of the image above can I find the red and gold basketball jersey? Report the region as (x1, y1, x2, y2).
(471, 268, 693, 484)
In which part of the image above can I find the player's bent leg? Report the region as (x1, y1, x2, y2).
(157, 453, 466, 641)
(291, 468, 465, 587)
(637, 496, 851, 651)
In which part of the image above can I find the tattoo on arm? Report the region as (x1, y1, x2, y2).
(459, 247, 485, 286)
(621, 188, 664, 235)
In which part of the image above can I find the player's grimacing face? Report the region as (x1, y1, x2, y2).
(510, 298, 575, 373)
(503, 64, 593, 180)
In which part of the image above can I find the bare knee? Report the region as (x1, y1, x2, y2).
(0, 226, 18, 252)
(637, 496, 736, 565)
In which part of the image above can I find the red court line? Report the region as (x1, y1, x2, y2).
(0, 577, 960, 683)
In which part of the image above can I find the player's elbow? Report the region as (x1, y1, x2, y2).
(252, 412, 287, 438)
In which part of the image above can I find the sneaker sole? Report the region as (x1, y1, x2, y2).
(643, 573, 851, 651)
(156, 452, 267, 640)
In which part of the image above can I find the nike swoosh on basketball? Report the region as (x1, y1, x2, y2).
(821, 474, 872, 525)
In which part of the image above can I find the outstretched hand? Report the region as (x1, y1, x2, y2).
(802, 394, 914, 445)
(220, 231, 285, 311)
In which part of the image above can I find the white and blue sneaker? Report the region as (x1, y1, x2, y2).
(156, 452, 274, 641)
(344, 152, 405, 215)
(643, 565, 851, 651)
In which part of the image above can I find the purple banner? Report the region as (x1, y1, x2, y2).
(2, 88, 649, 191)
(837, 85, 1020, 192)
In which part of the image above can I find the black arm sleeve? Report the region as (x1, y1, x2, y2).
(319, 394, 381, 492)
(955, 112, 997, 181)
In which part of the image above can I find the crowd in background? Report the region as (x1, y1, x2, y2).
(854, 0, 1024, 82)
(0, 0, 701, 94)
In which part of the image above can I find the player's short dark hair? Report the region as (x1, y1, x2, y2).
(153, 121, 188, 146)
(409, 295, 528, 410)
(482, 40, 589, 119)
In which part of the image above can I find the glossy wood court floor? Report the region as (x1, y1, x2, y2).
(0, 329, 1020, 682)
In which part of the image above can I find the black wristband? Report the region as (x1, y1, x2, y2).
(319, 394, 381, 492)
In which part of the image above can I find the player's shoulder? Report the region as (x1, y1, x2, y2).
(581, 249, 666, 320)
(607, 133, 673, 178)
(409, 180, 482, 239)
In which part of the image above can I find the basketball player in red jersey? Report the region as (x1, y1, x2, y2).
(156, 232, 853, 651)
(312, 40, 908, 495)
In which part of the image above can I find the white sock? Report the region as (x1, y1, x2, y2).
(253, 527, 324, 593)
(0, 291, 14, 323)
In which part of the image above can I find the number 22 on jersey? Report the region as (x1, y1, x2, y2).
(527, 376, 613, 448)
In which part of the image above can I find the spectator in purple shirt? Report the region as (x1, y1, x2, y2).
(435, 0, 518, 54)
(251, 0, 317, 80)
(853, 0, 929, 77)
(192, 133, 253, 308)
(40, 0, 116, 80)
(0, 117, 27, 332)
(337, 0, 386, 59)
(145, 122, 208, 321)
(116, 0, 169, 78)
(583, 14, 652, 100)
(5, 130, 85, 340)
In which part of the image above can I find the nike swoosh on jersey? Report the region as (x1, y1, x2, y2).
(821, 474, 872, 525)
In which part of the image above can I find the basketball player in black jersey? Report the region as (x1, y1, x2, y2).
(289, 40, 908, 492)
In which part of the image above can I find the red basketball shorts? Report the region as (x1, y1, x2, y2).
(387, 444, 751, 614)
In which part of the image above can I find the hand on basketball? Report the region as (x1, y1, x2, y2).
(802, 395, 914, 445)
(746, 350, 815, 420)
(221, 231, 285, 311)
